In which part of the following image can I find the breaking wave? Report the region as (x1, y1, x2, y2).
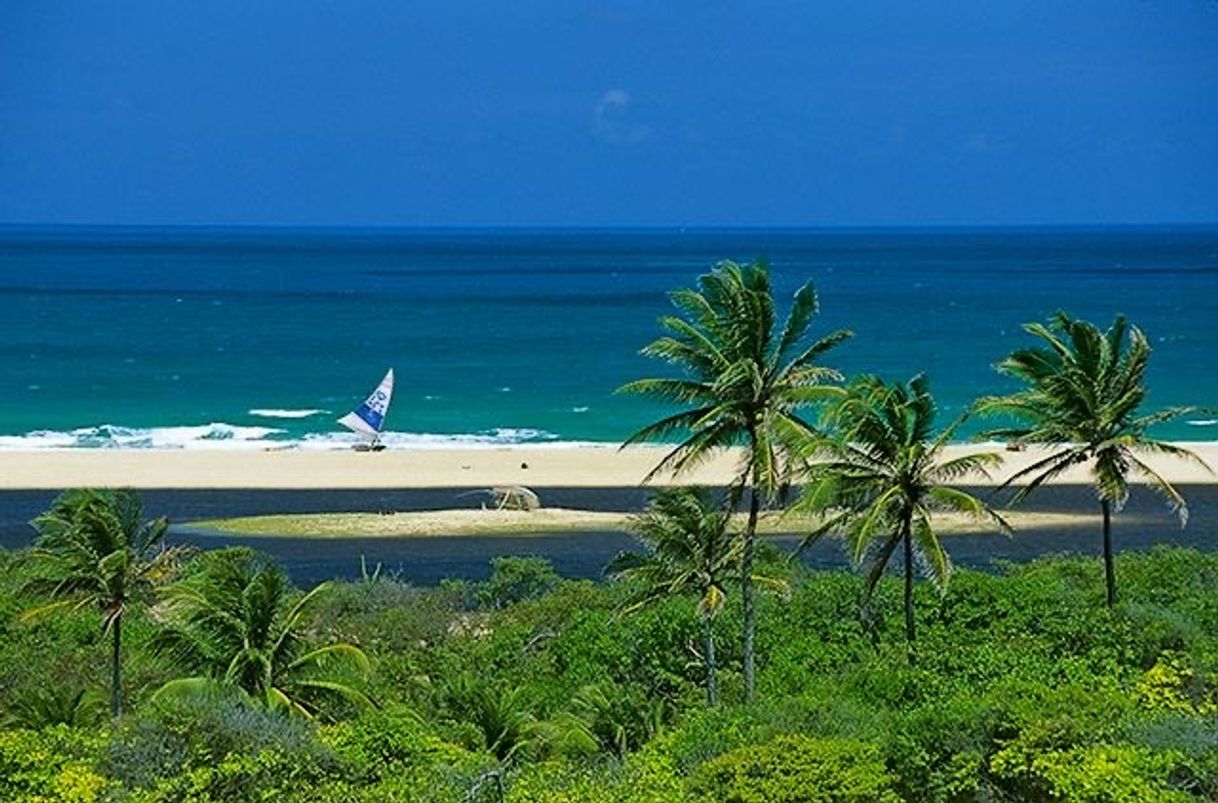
(248, 408, 329, 419)
(0, 423, 287, 450)
(297, 428, 566, 450)
(0, 424, 575, 451)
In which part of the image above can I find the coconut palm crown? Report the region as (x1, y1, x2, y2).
(978, 311, 1208, 605)
(606, 486, 786, 705)
(619, 260, 850, 700)
(796, 374, 1011, 648)
(22, 488, 188, 718)
(152, 547, 372, 719)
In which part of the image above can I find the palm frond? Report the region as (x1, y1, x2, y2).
(1127, 454, 1190, 527)
(289, 643, 372, 675)
(926, 452, 1003, 484)
(911, 514, 951, 593)
(926, 486, 1013, 535)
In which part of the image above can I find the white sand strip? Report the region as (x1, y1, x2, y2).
(0, 443, 1215, 490)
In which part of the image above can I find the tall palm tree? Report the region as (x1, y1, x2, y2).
(796, 375, 1010, 649)
(151, 548, 372, 718)
(978, 312, 1208, 606)
(606, 486, 786, 705)
(619, 260, 850, 700)
(22, 488, 187, 718)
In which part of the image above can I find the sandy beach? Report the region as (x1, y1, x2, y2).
(1, 442, 1215, 490)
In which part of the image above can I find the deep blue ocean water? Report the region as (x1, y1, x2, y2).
(0, 225, 1215, 449)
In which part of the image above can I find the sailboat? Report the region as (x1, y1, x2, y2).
(338, 369, 394, 451)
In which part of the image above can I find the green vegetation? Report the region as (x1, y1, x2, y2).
(798, 375, 1009, 649)
(2, 265, 1212, 800)
(620, 260, 850, 700)
(20, 488, 189, 718)
(4, 545, 1218, 800)
(150, 548, 373, 717)
(607, 487, 786, 705)
(980, 312, 1205, 606)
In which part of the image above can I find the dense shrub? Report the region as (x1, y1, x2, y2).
(989, 743, 1192, 802)
(687, 734, 900, 802)
(477, 556, 561, 609)
(0, 726, 110, 802)
(5, 547, 1218, 799)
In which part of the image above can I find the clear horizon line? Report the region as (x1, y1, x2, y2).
(2, 221, 1217, 234)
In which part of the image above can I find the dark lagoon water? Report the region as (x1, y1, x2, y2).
(3, 486, 1215, 587)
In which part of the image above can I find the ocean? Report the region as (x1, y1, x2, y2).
(0, 225, 1215, 450)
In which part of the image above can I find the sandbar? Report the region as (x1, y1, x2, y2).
(191, 507, 1106, 539)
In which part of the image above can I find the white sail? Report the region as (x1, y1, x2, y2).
(338, 369, 394, 440)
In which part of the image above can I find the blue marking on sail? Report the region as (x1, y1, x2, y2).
(355, 403, 383, 431)
(338, 369, 395, 438)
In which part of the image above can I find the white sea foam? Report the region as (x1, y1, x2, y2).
(1188, 419, 1218, 427)
(248, 408, 329, 419)
(0, 430, 79, 449)
(298, 427, 563, 450)
(0, 423, 287, 450)
(0, 424, 573, 451)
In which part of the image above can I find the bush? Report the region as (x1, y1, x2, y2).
(477, 557, 561, 609)
(313, 705, 495, 801)
(504, 752, 688, 803)
(687, 734, 900, 802)
(989, 743, 1192, 802)
(0, 726, 110, 802)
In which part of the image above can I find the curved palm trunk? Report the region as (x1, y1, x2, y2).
(742, 486, 760, 702)
(902, 516, 916, 658)
(1102, 499, 1116, 607)
(704, 616, 718, 706)
(111, 614, 123, 718)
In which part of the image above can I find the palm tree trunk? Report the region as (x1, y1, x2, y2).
(742, 485, 760, 703)
(1102, 499, 1116, 607)
(111, 614, 123, 718)
(903, 517, 916, 654)
(704, 616, 718, 706)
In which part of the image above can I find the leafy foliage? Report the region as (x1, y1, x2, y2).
(150, 547, 372, 718)
(476, 556, 561, 609)
(607, 486, 786, 704)
(621, 259, 851, 701)
(688, 734, 900, 802)
(979, 312, 1209, 604)
(797, 374, 1009, 645)
(4, 547, 1218, 799)
(21, 488, 188, 717)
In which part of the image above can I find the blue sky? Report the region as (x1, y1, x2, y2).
(1, 2, 1215, 226)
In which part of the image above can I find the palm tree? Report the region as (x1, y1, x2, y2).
(607, 486, 786, 705)
(22, 488, 187, 718)
(796, 375, 1010, 650)
(619, 260, 850, 700)
(151, 548, 372, 718)
(567, 682, 666, 759)
(2, 684, 105, 729)
(978, 312, 1208, 606)
(441, 673, 542, 762)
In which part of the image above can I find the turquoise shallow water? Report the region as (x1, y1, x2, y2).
(0, 225, 1215, 448)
